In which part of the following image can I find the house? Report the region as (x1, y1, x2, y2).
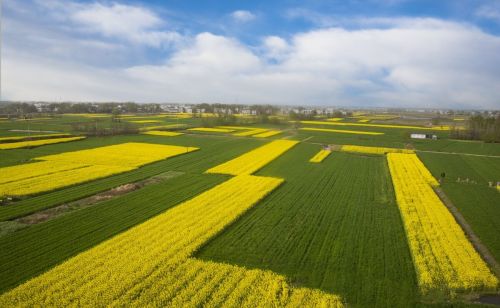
(410, 133, 437, 140)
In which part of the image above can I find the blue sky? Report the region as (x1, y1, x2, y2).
(2, 0, 500, 108)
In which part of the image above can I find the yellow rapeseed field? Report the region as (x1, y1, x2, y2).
(0, 137, 85, 150)
(300, 127, 384, 135)
(188, 127, 235, 133)
(0, 161, 85, 185)
(38, 142, 198, 167)
(64, 113, 110, 118)
(128, 120, 162, 124)
(139, 124, 187, 131)
(253, 130, 282, 138)
(233, 128, 269, 136)
(0, 143, 198, 197)
(299, 120, 451, 131)
(206, 140, 298, 175)
(309, 149, 331, 163)
(0, 165, 134, 197)
(341, 145, 415, 155)
(141, 130, 183, 137)
(216, 126, 256, 130)
(0, 134, 70, 142)
(387, 153, 498, 295)
(0, 146, 343, 307)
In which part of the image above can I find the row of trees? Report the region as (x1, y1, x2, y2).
(0, 102, 162, 116)
(451, 115, 500, 143)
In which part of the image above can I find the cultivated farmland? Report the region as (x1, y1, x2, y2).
(0, 112, 498, 307)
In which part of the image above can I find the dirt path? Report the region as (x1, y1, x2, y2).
(433, 187, 500, 277)
(417, 150, 500, 159)
(0, 171, 184, 234)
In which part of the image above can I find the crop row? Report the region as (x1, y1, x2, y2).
(0, 137, 85, 150)
(0, 143, 198, 198)
(309, 149, 331, 163)
(387, 153, 498, 296)
(0, 136, 261, 221)
(206, 140, 298, 175)
(0, 173, 342, 307)
(341, 144, 414, 155)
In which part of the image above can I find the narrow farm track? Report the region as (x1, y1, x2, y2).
(434, 187, 500, 278)
(0, 173, 226, 293)
(417, 149, 500, 159)
(0, 136, 263, 221)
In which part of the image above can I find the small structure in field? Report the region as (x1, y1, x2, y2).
(410, 133, 437, 140)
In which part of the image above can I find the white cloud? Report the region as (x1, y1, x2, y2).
(29, 0, 181, 48)
(2, 2, 500, 109)
(230, 10, 256, 23)
(70, 3, 180, 47)
(476, 1, 500, 22)
(263, 36, 290, 60)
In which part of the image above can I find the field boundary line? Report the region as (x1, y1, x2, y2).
(416, 150, 500, 159)
(0, 171, 185, 236)
(433, 187, 500, 278)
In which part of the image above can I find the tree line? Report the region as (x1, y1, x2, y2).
(451, 114, 500, 143)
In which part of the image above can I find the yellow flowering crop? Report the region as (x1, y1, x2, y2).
(0, 134, 70, 142)
(38, 142, 198, 167)
(253, 130, 282, 138)
(387, 153, 498, 295)
(0, 161, 85, 185)
(0, 137, 85, 150)
(188, 127, 235, 133)
(160, 113, 193, 119)
(128, 120, 162, 124)
(299, 120, 451, 131)
(326, 118, 343, 121)
(139, 124, 187, 131)
(207, 140, 298, 175)
(0, 165, 134, 197)
(0, 172, 342, 307)
(341, 145, 415, 155)
(233, 128, 268, 136)
(0, 143, 198, 197)
(309, 149, 331, 163)
(300, 127, 384, 135)
(141, 130, 183, 137)
(216, 126, 255, 130)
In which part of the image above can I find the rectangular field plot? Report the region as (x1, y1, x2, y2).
(0, 143, 198, 198)
(37, 142, 198, 167)
(198, 144, 420, 307)
(0, 136, 263, 221)
(206, 140, 298, 175)
(0, 137, 85, 150)
(387, 153, 497, 296)
(309, 149, 331, 163)
(0, 174, 341, 307)
(418, 152, 500, 265)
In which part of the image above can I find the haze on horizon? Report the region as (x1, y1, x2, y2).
(1, 0, 500, 109)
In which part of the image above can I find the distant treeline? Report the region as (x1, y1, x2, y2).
(0, 102, 161, 115)
(451, 115, 500, 143)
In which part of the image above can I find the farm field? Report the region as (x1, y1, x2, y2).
(418, 153, 500, 264)
(0, 113, 498, 306)
(198, 144, 420, 307)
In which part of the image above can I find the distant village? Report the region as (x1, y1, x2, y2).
(0, 101, 497, 117)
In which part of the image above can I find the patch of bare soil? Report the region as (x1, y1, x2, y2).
(14, 171, 184, 226)
(476, 295, 500, 306)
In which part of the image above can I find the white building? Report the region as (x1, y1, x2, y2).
(411, 133, 437, 140)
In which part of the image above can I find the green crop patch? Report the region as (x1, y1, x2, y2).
(197, 144, 420, 307)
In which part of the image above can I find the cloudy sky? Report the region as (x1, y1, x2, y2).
(2, 0, 500, 108)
